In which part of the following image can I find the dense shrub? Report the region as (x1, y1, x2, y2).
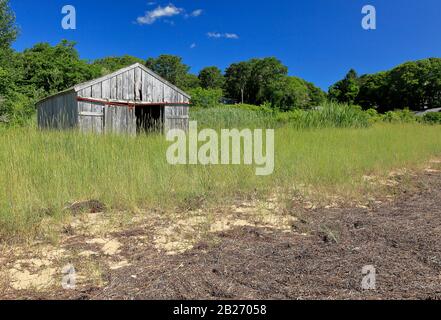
(229, 103, 274, 114)
(188, 88, 223, 108)
(365, 108, 383, 124)
(382, 109, 417, 123)
(422, 112, 441, 125)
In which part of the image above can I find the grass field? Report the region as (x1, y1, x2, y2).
(1, 117, 441, 240)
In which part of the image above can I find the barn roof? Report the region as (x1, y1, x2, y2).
(37, 63, 191, 104)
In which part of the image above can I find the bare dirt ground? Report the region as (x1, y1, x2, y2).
(1, 162, 441, 300)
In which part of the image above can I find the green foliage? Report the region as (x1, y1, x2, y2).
(93, 55, 144, 75)
(224, 57, 325, 109)
(145, 54, 190, 89)
(1, 40, 100, 125)
(224, 61, 253, 103)
(248, 57, 288, 105)
(0, 0, 18, 51)
(181, 73, 201, 91)
(364, 108, 382, 124)
(16, 40, 101, 95)
(305, 81, 327, 106)
(188, 88, 223, 108)
(356, 72, 388, 110)
(228, 103, 274, 113)
(422, 112, 441, 125)
(0, 66, 35, 126)
(198, 66, 225, 90)
(331, 58, 441, 112)
(224, 57, 289, 104)
(382, 109, 417, 124)
(266, 76, 311, 110)
(328, 69, 360, 104)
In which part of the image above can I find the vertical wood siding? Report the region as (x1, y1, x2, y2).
(37, 91, 78, 130)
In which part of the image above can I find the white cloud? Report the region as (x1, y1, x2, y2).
(190, 43, 197, 49)
(207, 32, 239, 39)
(190, 9, 203, 17)
(137, 4, 183, 25)
(207, 32, 222, 38)
(224, 33, 239, 39)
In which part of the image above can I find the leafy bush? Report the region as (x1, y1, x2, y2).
(422, 112, 441, 125)
(382, 109, 417, 123)
(229, 103, 274, 114)
(188, 88, 223, 108)
(365, 108, 382, 124)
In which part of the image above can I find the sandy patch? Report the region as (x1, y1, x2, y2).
(86, 238, 122, 256)
(8, 258, 58, 291)
(9, 267, 57, 291)
(109, 260, 131, 270)
(78, 250, 99, 258)
(153, 199, 297, 255)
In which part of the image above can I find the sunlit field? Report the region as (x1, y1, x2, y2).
(1, 119, 441, 240)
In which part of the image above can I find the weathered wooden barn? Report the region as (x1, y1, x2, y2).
(37, 63, 191, 134)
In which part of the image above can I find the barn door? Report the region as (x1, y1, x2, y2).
(79, 108, 104, 134)
(164, 106, 189, 133)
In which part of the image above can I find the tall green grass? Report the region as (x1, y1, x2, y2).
(1, 122, 441, 240)
(191, 102, 370, 129)
(191, 106, 275, 129)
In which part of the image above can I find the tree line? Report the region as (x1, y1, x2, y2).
(329, 59, 441, 112)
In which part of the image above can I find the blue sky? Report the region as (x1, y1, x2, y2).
(10, 0, 441, 90)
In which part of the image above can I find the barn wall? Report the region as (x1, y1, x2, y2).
(77, 66, 190, 134)
(164, 105, 190, 132)
(37, 91, 78, 130)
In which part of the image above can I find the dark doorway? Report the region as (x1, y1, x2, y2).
(136, 106, 163, 134)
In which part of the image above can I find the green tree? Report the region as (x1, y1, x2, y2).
(266, 76, 310, 110)
(386, 59, 441, 110)
(248, 57, 288, 105)
(329, 59, 441, 112)
(328, 69, 360, 104)
(305, 81, 327, 107)
(225, 58, 288, 104)
(225, 61, 253, 103)
(0, 0, 22, 123)
(198, 66, 225, 90)
(0, 0, 18, 52)
(182, 74, 201, 91)
(145, 55, 190, 89)
(188, 88, 223, 108)
(356, 72, 388, 111)
(15, 40, 100, 95)
(93, 55, 144, 75)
